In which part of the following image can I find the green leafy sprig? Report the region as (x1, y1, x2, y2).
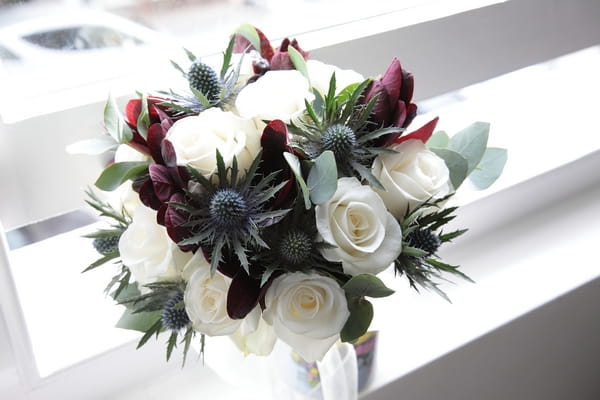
(289, 74, 402, 189)
(395, 196, 472, 302)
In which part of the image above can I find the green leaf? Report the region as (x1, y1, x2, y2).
(343, 274, 395, 298)
(283, 152, 311, 209)
(136, 96, 150, 140)
(82, 252, 118, 272)
(166, 331, 178, 361)
(65, 136, 118, 155)
(221, 36, 235, 79)
(335, 82, 360, 105)
(340, 297, 373, 342)
(104, 94, 132, 143)
(136, 318, 163, 349)
(234, 24, 261, 53)
(427, 130, 449, 149)
(448, 122, 489, 174)
(288, 45, 309, 81)
(116, 309, 162, 333)
(307, 151, 338, 205)
(469, 147, 507, 189)
(95, 161, 149, 191)
(190, 87, 211, 108)
(430, 148, 469, 190)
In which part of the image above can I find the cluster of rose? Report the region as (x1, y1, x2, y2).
(82, 25, 504, 363)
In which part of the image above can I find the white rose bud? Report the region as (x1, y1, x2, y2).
(316, 177, 402, 276)
(235, 70, 313, 122)
(119, 205, 190, 286)
(263, 272, 350, 362)
(184, 264, 241, 336)
(167, 108, 261, 178)
(306, 59, 364, 95)
(372, 139, 450, 218)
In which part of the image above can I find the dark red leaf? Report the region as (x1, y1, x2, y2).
(147, 123, 166, 164)
(227, 271, 260, 319)
(138, 178, 162, 210)
(149, 164, 175, 202)
(381, 57, 402, 102)
(395, 117, 439, 145)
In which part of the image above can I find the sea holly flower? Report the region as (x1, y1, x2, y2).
(171, 150, 290, 275)
(289, 74, 402, 188)
(362, 57, 417, 143)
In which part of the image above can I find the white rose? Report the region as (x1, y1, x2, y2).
(184, 264, 241, 336)
(119, 205, 190, 286)
(230, 306, 277, 356)
(262, 272, 349, 362)
(372, 139, 450, 218)
(307, 59, 364, 95)
(235, 70, 313, 122)
(167, 108, 261, 178)
(114, 143, 149, 163)
(315, 177, 402, 276)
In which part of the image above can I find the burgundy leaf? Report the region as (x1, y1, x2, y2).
(161, 139, 177, 168)
(149, 164, 176, 202)
(138, 178, 162, 210)
(147, 123, 166, 164)
(164, 193, 197, 252)
(227, 271, 261, 320)
(395, 117, 439, 145)
(381, 57, 402, 102)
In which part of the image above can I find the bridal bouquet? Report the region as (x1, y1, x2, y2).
(77, 25, 506, 363)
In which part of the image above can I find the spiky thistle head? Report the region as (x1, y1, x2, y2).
(158, 45, 245, 116)
(289, 74, 402, 188)
(172, 150, 290, 275)
(187, 60, 222, 102)
(406, 228, 441, 257)
(161, 291, 190, 332)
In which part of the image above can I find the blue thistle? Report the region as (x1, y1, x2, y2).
(173, 151, 290, 275)
(406, 228, 441, 257)
(161, 292, 190, 332)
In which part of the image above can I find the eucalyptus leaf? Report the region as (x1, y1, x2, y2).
(104, 94, 132, 143)
(136, 96, 150, 140)
(469, 147, 507, 189)
(340, 297, 373, 343)
(427, 130, 449, 149)
(448, 122, 489, 174)
(234, 24, 261, 53)
(288, 45, 309, 81)
(95, 161, 149, 191)
(116, 308, 162, 333)
(430, 148, 469, 190)
(283, 152, 311, 209)
(65, 136, 118, 155)
(343, 274, 395, 298)
(307, 150, 338, 204)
